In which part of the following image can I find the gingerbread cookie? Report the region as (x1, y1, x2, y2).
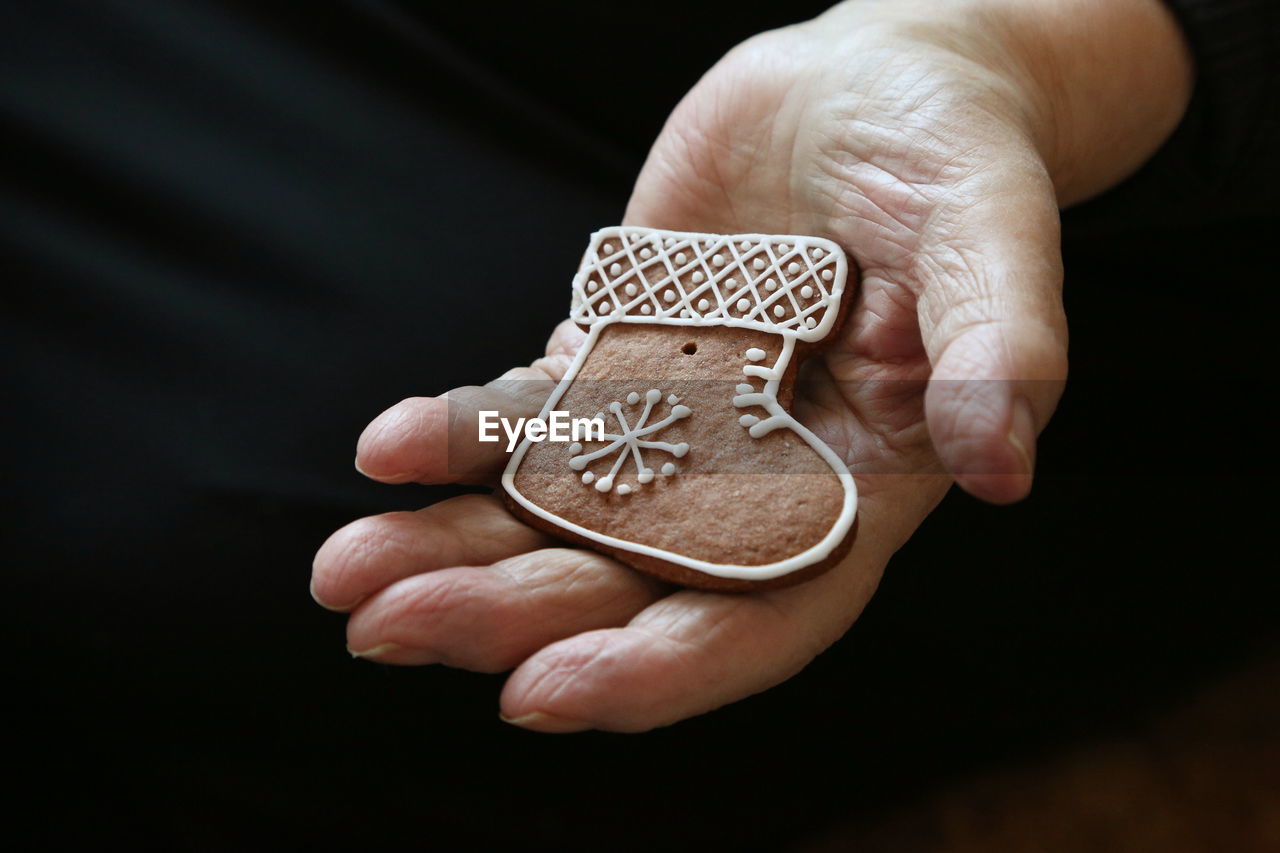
(501, 227, 857, 590)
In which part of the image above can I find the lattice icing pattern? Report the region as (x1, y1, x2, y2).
(570, 227, 849, 342)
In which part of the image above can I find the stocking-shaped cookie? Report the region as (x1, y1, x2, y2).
(502, 227, 857, 590)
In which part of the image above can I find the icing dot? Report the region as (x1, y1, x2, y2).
(736, 298, 750, 312)
(680, 309, 691, 318)
(625, 283, 638, 296)
(663, 289, 676, 302)
(813, 248, 825, 259)
(805, 317, 816, 328)
(641, 304, 652, 314)
(765, 278, 777, 291)
(726, 278, 736, 289)
(739, 414, 759, 427)
(647, 389, 662, 404)
(609, 263, 622, 275)
(675, 252, 687, 264)
(569, 456, 587, 471)
(582, 471, 595, 484)
(800, 285, 814, 298)
(673, 443, 690, 457)
(712, 254, 725, 267)
(602, 242, 613, 254)
(774, 305, 785, 318)
(568, 442, 583, 455)
(626, 391, 641, 405)
(692, 271, 705, 283)
(640, 248, 652, 259)
(599, 301, 611, 312)
(667, 394, 680, 405)
(587, 280, 598, 292)
(595, 476, 613, 492)
(664, 238, 675, 248)
(617, 484, 632, 495)
(753, 258, 765, 271)
(697, 298, 710, 312)
(779, 243, 789, 252)
(637, 469, 654, 484)
(736, 383, 753, 394)
(822, 269, 833, 281)
(740, 240, 750, 250)
(788, 262, 801, 275)
(672, 405, 691, 418)
(661, 462, 676, 476)
(745, 348, 766, 361)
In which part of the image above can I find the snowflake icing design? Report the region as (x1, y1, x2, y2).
(568, 389, 691, 494)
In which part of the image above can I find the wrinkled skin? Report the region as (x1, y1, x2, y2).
(312, 0, 1191, 732)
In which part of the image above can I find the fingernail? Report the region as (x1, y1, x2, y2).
(348, 642, 401, 660)
(354, 457, 414, 483)
(309, 577, 364, 613)
(499, 711, 592, 733)
(1008, 396, 1036, 477)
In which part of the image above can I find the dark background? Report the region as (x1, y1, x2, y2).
(4, 1, 1276, 849)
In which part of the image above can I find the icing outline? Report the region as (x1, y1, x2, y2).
(502, 227, 857, 582)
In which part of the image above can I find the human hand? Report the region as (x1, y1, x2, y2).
(311, 0, 1191, 731)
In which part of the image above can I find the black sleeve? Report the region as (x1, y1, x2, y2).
(1064, 0, 1278, 234)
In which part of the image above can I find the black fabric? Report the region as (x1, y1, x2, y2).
(4, 1, 1276, 848)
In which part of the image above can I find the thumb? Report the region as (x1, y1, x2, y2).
(915, 175, 1068, 504)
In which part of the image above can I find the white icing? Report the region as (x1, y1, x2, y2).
(588, 280, 599, 292)
(697, 298, 710, 312)
(712, 254, 725, 267)
(800, 285, 813, 298)
(788, 262, 801, 275)
(692, 271, 705, 283)
(507, 227, 856, 581)
(617, 484, 632, 495)
(746, 348, 766, 361)
(568, 442, 583, 455)
(735, 383, 753, 394)
(641, 304, 652, 314)
(736, 298, 750, 312)
(667, 394, 680, 405)
(610, 263, 621, 275)
(740, 240, 750, 250)
(625, 283, 638, 296)
(582, 471, 595, 484)
(739, 414, 759, 427)
(663, 289, 676, 302)
(637, 469, 654, 484)
(675, 252, 687, 264)
(566, 390, 691, 493)
(640, 248, 652, 259)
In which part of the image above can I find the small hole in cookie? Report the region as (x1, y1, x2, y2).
(681, 342, 697, 355)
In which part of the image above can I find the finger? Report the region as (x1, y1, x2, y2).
(354, 368, 553, 485)
(344, 548, 667, 671)
(310, 494, 554, 612)
(914, 160, 1068, 504)
(529, 320, 587, 382)
(496, 497, 923, 733)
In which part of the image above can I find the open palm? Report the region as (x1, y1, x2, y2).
(311, 12, 1069, 732)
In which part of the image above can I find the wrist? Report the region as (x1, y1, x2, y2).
(816, 0, 1194, 206)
